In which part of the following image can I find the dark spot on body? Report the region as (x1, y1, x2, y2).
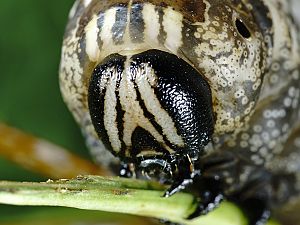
(160, 2, 167, 8)
(112, 6, 128, 44)
(156, 6, 167, 45)
(130, 3, 145, 43)
(235, 19, 251, 39)
(181, 0, 206, 23)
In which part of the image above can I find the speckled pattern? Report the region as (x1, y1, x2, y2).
(59, 0, 300, 223)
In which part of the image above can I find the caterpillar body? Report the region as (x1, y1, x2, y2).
(59, 0, 300, 224)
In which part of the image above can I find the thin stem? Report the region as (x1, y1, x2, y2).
(0, 123, 108, 178)
(0, 175, 248, 225)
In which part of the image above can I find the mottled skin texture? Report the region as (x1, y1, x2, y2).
(59, 0, 300, 224)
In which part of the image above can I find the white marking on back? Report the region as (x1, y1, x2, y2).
(100, 8, 117, 51)
(85, 15, 100, 62)
(143, 3, 160, 45)
(96, 2, 169, 62)
(163, 7, 183, 53)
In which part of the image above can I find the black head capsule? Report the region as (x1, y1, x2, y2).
(88, 49, 214, 175)
(130, 50, 214, 158)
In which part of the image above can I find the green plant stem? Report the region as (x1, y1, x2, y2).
(0, 175, 278, 225)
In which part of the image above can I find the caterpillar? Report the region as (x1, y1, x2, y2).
(59, 0, 300, 224)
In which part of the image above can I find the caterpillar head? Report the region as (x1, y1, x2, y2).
(88, 50, 214, 167)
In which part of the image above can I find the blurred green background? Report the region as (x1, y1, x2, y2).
(0, 0, 101, 223)
(0, 1, 88, 176)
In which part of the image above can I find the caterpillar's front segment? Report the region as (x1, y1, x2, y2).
(59, 0, 300, 224)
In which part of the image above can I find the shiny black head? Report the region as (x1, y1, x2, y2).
(88, 49, 214, 165)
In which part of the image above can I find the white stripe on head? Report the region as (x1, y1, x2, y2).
(119, 60, 166, 152)
(104, 68, 122, 153)
(135, 63, 184, 147)
(100, 8, 117, 50)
